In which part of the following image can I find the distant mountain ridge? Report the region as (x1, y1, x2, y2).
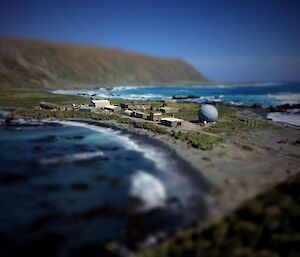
(0, 38, 208, 89)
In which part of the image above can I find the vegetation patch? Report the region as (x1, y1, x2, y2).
(242, 144, 254, 151)
(172, 131, 223, 150)
(8, 108, 118, 120)
(0, 88, 89, 108)
(137, 173, 300, 257)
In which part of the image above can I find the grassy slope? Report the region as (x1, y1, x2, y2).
(0, 88, 89, 108)
(138, 173, 300, 257)
(0, 38, 207, 89)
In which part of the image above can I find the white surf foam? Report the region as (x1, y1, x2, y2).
(129, 170, 166, 211)
(267, 111, 300, 127)
(112, 86, 139, 90)
(39, 151, 104, 164)
(48, 120, 171, 171)
(267, 93, 300, 105)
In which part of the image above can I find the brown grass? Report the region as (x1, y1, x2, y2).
(0, 38, 207, 89)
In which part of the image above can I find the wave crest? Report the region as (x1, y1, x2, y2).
(129, 170, 166, 211)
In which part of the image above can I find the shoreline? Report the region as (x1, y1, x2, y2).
(4, 114, 300, 212)
(54, 117, 300, 218)
(48, 81, 294, 91)
(1, 112, 300, 254)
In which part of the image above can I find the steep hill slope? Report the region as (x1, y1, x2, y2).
(0, 38, 207, 89)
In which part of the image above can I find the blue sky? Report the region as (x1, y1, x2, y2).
(0, 0, 299, 82)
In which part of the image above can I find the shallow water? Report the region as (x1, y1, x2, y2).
(0, 119, 209, 256)
(53, 82, 300, 106)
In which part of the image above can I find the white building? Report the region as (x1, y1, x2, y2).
(104, 105, 121, 112)
(91, 100, 110, 108)
(124, 110, 133, 116)
(161, 117, 183, 127)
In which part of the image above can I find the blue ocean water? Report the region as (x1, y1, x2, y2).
(53, 83, 300, 106)
(0, 119, 208, 256)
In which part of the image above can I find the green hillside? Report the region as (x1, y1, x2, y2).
(0, 38, 207, 89)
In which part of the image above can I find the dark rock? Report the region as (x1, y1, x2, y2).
(74, 143, 87, 149)
(72, 204, 123, 220)
(277, 139, 289, 144)
(70, 182, 90, 191)
(32, 145, 44, 152)
(71, 243, 118, 257)
(251, 103, 262, 108)
(97, 146, 121, 151)
(37, 201, 54, 209)
(125, 156, 134, 161)
(172, 95, 200, 100)
(4, 117, 13, 125)
(127, 196, 144, 211)
(94, 175, 107, 181)
(31, 135, 59, 143)
(7, 233, 65, 257)
(166, 196, 180, 205)
(267, 103, 300, 112)
(64, 135, 85, 141)
(29, 214, 61, 230)
(41, 184, 62, 193)
(110, 178, 123, 188)
(0, 171, 29, 184)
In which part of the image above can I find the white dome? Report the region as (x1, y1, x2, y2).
(198, 104, 218, 122)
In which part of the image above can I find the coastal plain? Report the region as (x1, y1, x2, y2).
(0, 87, 299, 256)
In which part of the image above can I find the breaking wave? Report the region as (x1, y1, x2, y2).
(52, 83, 299, 106)
(129, 170, 166, 211)
(267, 93, 300, 105)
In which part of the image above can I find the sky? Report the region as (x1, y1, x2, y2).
(0, 0, 299, 82)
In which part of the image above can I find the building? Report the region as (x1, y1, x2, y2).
(121, 101, 151, 110)
(79, 106, 96, 112)
(158, 107, 179, 114)
(161, 117, 183, 128)
(104, 105, 121, 112)
(124, 110, 133, 116)
(39, 101, 59, 110)
(132, 111, 147, 119)
(91, 100, 110, 108)
(147, 112, 162, 121)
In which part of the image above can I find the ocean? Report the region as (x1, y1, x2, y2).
(53, 82, 300, 107)
(0, 118, 209, 256)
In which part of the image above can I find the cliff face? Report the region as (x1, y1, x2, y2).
(0, 38, 207, 89)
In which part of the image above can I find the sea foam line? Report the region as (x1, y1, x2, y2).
(39, 151, 104, 164)
(46, 120, 171, 171)
(267, 93, 300, 105)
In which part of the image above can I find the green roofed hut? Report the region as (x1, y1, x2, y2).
(79, 106, 96, 112)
